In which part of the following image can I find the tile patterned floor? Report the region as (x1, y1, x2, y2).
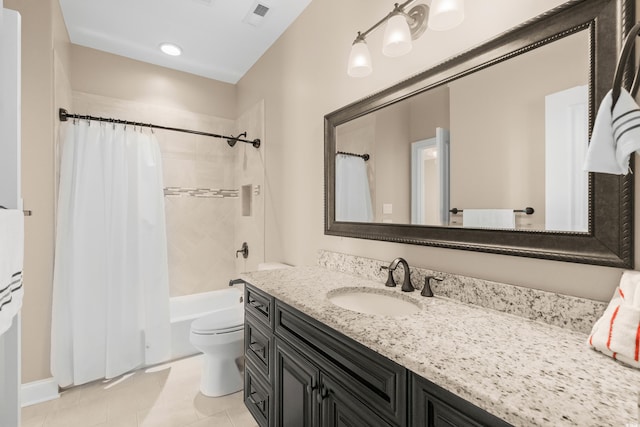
(21, 355, 258, 427)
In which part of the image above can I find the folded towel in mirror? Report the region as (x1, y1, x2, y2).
(462, 209, 515, 229)
(584, 88, 640, 175)
(588, 270, 640, 368)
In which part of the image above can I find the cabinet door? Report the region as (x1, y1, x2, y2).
(275, 301, 407, 425)
(274, 338, 319, 427)
(320, 374, 393, 427)
(411, 374, 512, 427)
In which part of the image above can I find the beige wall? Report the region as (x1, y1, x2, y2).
(5, 0, 71, 384)
(9, 1, 241, 383)
(237, 0, 636, 303)
(374, 102, 411, 223)
(9, 0, 640, 386)
(449, 30, 588, 230)
(71, 45, 237, 120)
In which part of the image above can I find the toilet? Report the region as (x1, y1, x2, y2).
(189, 306, 244, 397)
(189, 263, 291, 397)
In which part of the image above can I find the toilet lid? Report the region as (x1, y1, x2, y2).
(191, 306, 244, 334)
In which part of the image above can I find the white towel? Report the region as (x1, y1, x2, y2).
(584, 88, 640, 175)
(462, 209, 515, 229)
(588, 270, 640, 368)
(0, 209, 24, 336)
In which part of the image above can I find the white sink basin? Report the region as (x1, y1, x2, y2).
(327, 288, 422, 317)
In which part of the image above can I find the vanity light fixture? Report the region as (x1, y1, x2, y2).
(428, 0, 465, 31)
(347, 0, 464, 77)
(159, 42, 182, 56)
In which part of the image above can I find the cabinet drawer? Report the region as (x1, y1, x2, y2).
(274, 301, 407, 426)
(245, 313, 272, 381)
(245, 284, 273, 328)
(244, 364, 272, 427)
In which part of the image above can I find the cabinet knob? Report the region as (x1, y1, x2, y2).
(306, 383, 317, 394)
(248, 391, 265, 407)
(248, 298, 265, 309)
(316, 385, 330, 403)
(249, 341, 266, 358)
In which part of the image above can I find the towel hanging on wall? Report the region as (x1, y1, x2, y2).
(584, 22, 640, 175)
(588, 270, 640, 369)
(0, 209, 24, 337)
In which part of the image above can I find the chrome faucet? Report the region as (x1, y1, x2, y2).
(383, 257, 415, 292)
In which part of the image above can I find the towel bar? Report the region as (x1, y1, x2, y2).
(449, 207, 534, 215)
(0, 206, 32, 216)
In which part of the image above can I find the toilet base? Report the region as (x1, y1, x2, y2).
(199, 356, 243, 397)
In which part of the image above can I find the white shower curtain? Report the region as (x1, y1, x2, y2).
(335, 154, 373, 222)
(52, 121, 171, 387)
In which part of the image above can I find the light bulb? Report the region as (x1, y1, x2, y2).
(347, 39, 372, 77)
(382, 13, 412, 57)
(428, 0, 465, 31)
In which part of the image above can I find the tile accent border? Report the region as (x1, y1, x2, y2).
(163, 187, 239, 198)
(317, 250, 607, 334)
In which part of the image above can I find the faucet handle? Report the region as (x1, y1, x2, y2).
(422, 275, 443, 297)
(380, 265, 397, 287)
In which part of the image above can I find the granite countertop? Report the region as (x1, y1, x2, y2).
(240, 266, 640, 427)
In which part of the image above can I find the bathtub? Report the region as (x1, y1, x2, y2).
(169, 287, 244, 360)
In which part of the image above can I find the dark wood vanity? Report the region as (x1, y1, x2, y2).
(243, 282, 512, 427)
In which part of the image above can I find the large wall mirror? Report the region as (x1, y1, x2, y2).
(325, 0, 634, 267)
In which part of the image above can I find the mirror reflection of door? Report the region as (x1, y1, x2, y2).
(544, 85, 588, 232)
(411, 127, 450, 226)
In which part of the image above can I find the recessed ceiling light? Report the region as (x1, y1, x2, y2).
(159, 43, 182, 56)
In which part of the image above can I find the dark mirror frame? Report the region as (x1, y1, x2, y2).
(325, 0, 634, 268)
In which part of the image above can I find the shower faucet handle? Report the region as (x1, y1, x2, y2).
(236, 242, 249, 259)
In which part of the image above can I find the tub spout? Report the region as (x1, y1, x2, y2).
(229, 278, 244, 287)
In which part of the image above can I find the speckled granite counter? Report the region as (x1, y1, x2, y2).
(240, 266, 640, 427)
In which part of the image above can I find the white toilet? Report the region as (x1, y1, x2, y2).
(189, 306, 244, 397)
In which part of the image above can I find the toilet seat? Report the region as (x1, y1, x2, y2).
(191, 307, 244, 335)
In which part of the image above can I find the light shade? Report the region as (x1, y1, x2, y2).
(159, 42, 182, 56)
(347, 39, 373, 78)
(382, 13, 413, 57)
(428, 0, 465, 31)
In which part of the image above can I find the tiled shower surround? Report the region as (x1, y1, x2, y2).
(317, 250, 607, 334)
(164, 187, 239, 198)
(163, 184, 239, 296)
(72, 92, 265, 298)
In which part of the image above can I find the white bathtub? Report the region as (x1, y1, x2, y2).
(169, 287, 244, 360)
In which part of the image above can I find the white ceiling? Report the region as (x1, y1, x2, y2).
(59, 0, 312, 84)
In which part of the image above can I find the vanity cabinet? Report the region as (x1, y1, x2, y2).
(243, 282, 512, 427)
(411, 375, 512, 427)
(274, 337, 394, 427)
(274, 338, 318, 426)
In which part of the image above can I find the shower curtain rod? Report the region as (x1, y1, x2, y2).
(58, 108, 261, 148)
(336, 150, 370, 161)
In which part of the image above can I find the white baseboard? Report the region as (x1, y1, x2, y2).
(21, 378, 59, 407)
